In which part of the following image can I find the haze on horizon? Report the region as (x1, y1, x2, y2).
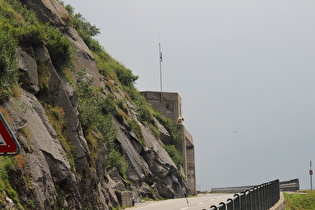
(63, 0, 315, 190)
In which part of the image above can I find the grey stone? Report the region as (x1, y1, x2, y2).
(154, 118, 173, 145)
(17, 47, 39, 93)
(21, 0, 68, 27)
(116, 191, 133, 207)
(1, 0, 191, 208)
(108, 167, 126, 191)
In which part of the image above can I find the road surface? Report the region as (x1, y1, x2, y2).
(125, 193, 234, 210)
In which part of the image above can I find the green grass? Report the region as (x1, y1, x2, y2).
(284, 191, 315, 210)
(162, 144, 183, 169)
(0, 0, 74, 102)
(43, 103, 76, 170)
(0, 21, 18, 103)
(127, 119, 145, 146)
(153, 112, 182, 146)
(0, 156, 23, 209)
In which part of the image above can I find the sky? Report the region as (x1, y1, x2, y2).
(63, 0, 315, 190)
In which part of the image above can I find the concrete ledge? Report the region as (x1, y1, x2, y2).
(269, 193, 285, 210)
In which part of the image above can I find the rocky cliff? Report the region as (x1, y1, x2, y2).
(0, 0, 189, 209)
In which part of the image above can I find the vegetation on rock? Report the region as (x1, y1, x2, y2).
(0, 0, 187, 208)
(0, 0, 74, 101)
(64, 3, 183, 171)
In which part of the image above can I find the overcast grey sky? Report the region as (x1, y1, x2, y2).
(63, 0, 315, 190)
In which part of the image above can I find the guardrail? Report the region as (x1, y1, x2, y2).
(211, 178, 299, 193)
(206, 179, 280, 210)
(280, 179, 299, 192)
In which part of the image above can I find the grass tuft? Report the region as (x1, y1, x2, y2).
(284, 191, 315, 210)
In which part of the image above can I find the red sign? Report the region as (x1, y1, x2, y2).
(0, 114, 20, 154)
(310, 170, 313, 175)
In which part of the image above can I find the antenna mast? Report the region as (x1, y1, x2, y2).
(310, 160, 313, 190)
(159, 43, 163, 101)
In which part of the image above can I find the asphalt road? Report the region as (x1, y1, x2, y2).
(125, 194, 235, 210)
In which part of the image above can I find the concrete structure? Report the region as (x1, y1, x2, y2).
(141, 91, 196, 195)
(280, 179, 299, 192)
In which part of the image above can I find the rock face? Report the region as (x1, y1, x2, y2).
(20, 0, 68, 27)
(17, 47, 39, 94)
(0, 0, 189, 209)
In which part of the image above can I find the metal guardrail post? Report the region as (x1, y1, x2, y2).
(277, 179, 280, 202)
(262, 184, 266, 210)
(250, 188, 256, 209)
(270, 180, 274, 208)
(233, 194, 240, 210)
(226, 198, 233, 209)
(254, 187, 259, 209)
(245, 190, 251, 209)
(266, 182, 271, 209)
(271, 179, 280, 207)
(218, 202, 226, 210)
(240, 192, 247, 210)
(257, 185, 261, 210)
(268, 182, 275, 208)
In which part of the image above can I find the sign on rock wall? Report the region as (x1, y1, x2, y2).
(0, 112, 20, 155)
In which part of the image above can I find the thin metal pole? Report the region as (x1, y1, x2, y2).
(159, 43, 163, 101)
(311, 161, 313, 190)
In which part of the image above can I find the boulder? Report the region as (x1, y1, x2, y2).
(108, 167, 126, 191)
(154, 118, 173, 145)
(17, 47, 39, 93)
(116, 191, 133, 207)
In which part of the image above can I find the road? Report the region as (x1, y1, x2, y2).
(125, 194, 234, 210)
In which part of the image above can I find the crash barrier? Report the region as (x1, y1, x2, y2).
(211, 178, 299, 193)
(279, 179, 299, 192)
(207, 179, 280, 210)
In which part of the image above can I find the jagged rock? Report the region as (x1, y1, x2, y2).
(1, 0, 191, 208)
(5, 197, 15, 208)
(20, 0, 68, 27)
(97, 183, 107, 208)
(27, 152, 57, 209)
(154, 118, 173, 145)
(17, 133, 32, 153)
(106, 184, 119, 207)
(115, 118, 189, 199)
(64, 82, 79, 109)
(74, 55, 102, 88)
(116, 191, 133, 207)
(8, 91, 76, 207)
(22, 0, 95, 62)
(14, 92, 71, 170)
(34, 43, 90, 160)
(115, 123, 146, 181)
(17, 47, 39, 94)
(67, 27, 95, 60)
(138, 183, 160, 200)
(0, 192, 15, 209)
(108, 167, 126, 191)
(141, 125, 176, 168)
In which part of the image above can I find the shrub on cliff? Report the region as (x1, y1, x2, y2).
(5, 0, 73, 64)
(75, 69, 128, 176)
(0, 0, 74, 101)
(162, 145, 183, 169)
(65, 4, 139, 88)
(45, 26, 74, 71)
(0, 27, 18, 103)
